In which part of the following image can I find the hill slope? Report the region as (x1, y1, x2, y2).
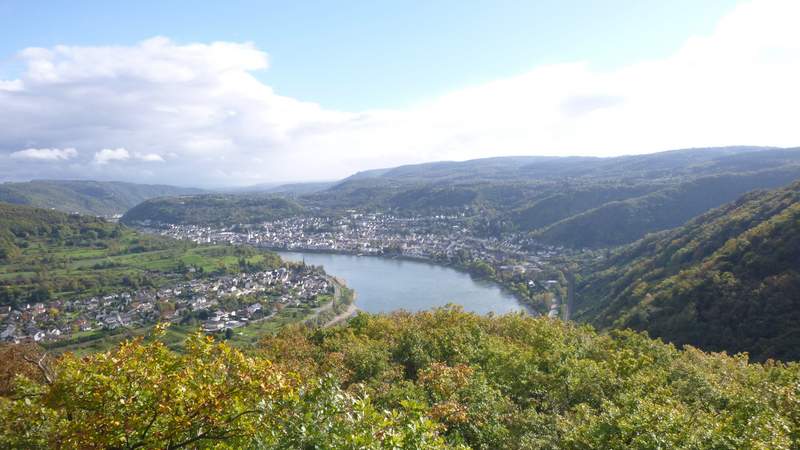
(0, 180, 202, 216)
(575, 181, 800, 360)
(121, 193, 305, 226)
(0, 202, 280, 307)
(534, 167, 800, 247)
(0, 202, 109, 262)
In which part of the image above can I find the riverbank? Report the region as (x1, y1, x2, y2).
(324, 302, 359, 327)
(276, 250, 529, 316)
(267, 245, 544, 315)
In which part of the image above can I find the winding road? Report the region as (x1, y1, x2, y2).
(304, 277, 359, 327)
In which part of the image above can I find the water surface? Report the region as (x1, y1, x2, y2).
(276, 251, 525, 315)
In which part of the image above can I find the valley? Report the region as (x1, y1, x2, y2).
(3, 148, 800, 448)
(5, 5, 800, 446)
(135, 211, 585, 315)
(0, 203, 349, 351)
(5, 147, 800, 360)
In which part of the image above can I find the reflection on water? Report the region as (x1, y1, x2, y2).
(276, 251, 525, 315)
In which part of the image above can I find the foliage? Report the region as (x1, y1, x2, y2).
(257, 307, 800, 449)
(466, 260, 495, 278)
(3, 326, 289, 448)
(577, 181, 800, 360)
(2, 309, 800, 448)
(0, 325, 447, 449)
(0, 343, 49, 396)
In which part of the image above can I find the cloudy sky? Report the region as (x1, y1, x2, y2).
(1, 0, 798, 187)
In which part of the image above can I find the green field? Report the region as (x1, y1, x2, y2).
(1, 223, 280, 307)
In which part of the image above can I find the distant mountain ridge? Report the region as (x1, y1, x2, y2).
(307, 146, 800, 246)
(575, 180, 800, 360)
(263, 181, 337, 195)
(337, 146, 779, 185)
(0, 180, 203, 216)
(223, 181, 336, 195)
(103, 147, 800, 250)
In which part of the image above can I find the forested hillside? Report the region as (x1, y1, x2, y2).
(121, 193, 305, 226)
(510, 184, 658, 231)
(534, 167, 800, 247)
(2, 308, 798, 448)
(575, 181, 800, 360)
(0, 180, 202, 216)
(0, 202, 114, 263)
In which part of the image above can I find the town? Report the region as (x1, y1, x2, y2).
(0, 264, 334, 345)
(144, 211, 595, 316)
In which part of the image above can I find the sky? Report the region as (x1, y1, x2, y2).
(0, 0, 798, 187)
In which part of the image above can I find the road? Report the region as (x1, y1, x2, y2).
(323, 303, 358, 327)
(304, 276, 359, 327)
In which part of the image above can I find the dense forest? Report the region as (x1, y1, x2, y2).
(122, 193, 305, 226)
(1, 308, 798, 448)
(533, 168, 800, 247)
(0, 180, 202, 216)
(575, 181, 800, 361)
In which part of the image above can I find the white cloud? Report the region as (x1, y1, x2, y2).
(10, 147, 77, 161)
(93, 148, 130, 164)
(91, 148, 163, 165)
(0, 79, 22, 92)
(134, 152, 164, 162)
(1, 0, 799, 185)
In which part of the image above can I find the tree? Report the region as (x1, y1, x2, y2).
(0, 343, 49, 397)
(0, 324, 449, 449)
(468, 261, 495, 279)
(0, 325, 294, 449)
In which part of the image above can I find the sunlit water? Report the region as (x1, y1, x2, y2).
(276, 251, 526, 315)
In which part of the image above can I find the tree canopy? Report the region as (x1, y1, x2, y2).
(3, 308, 799, 448)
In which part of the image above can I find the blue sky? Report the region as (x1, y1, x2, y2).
(1, 0, 740, 110)
(1, 0, 798, 186)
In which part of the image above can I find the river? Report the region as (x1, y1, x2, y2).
(276, 251, 527, 315)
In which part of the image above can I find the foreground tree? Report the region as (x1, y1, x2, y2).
(1, 324, 295, 448)
(0, 343, 50, 396)
(0, 324, 446, 449)
(3, 309, 800, 448)
(260, 308, 800, 449)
